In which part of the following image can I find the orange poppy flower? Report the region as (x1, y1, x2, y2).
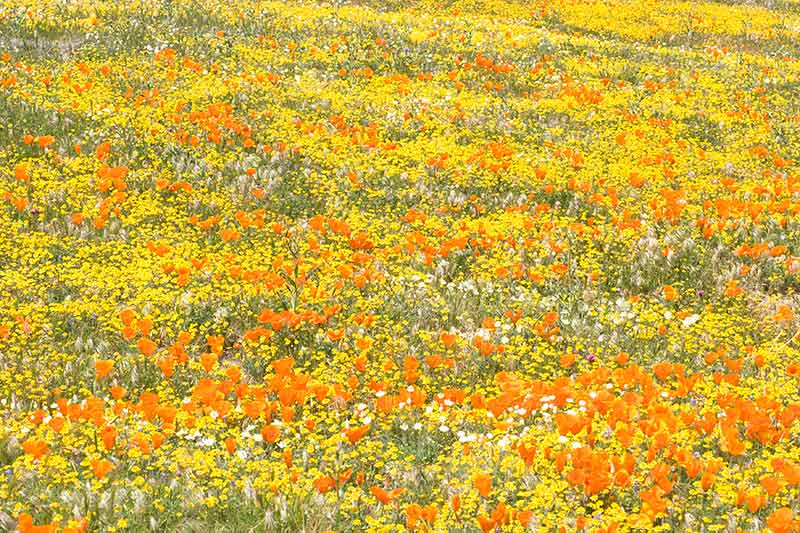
(14, 163, 29, 182)
(767, 508, 797, 533)
(137, 337, 158, 356)
(94, 359, 114, 379)
(473, 472, 492, 497)
(21, 439, 49, 460)
(260, 424, 280, 444)
(345, 424, 369, 444)
(370, 486, 404, 505)
(327, 329, 345, 342)
(313, 476, 336, 493)
(91, 459, 114, 479)
(440, 331, 457, 349)
(662, 285, 678, 301)
(100, 426, 117, 451)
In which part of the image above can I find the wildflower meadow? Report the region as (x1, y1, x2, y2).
(3, 0, 800, 531)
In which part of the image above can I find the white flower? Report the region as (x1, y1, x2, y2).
(682, 314, 700, 327)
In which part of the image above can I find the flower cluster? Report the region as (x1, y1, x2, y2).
(2, 0, 800, 531)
